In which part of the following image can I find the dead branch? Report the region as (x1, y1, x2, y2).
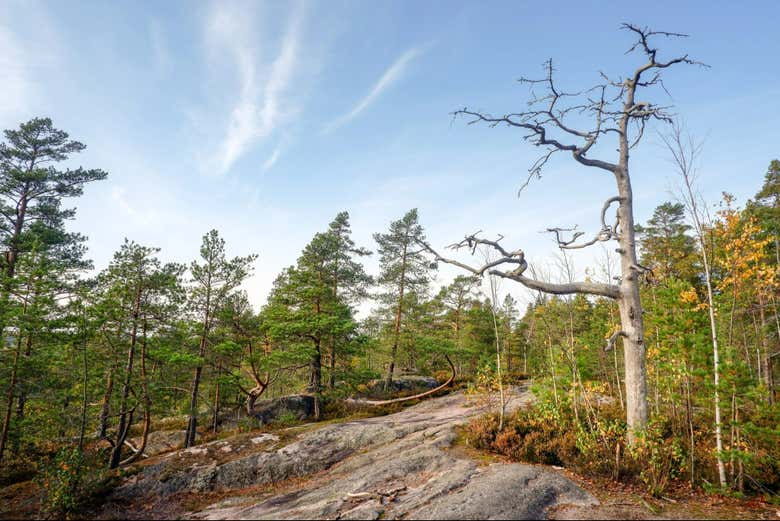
(452, 25, 707, 195)
(546, 196, 622, 250)
(344, 486, 408, 505)
(605, 330, 628, 352)
(418, 234, 620, 299)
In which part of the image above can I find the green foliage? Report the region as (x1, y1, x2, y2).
(35, 448, 111, 520)
(630, 421, 686, 496)
(636, 201, 699, 282)
(465, 400, 686, 496)
(0, 115, 777, 505)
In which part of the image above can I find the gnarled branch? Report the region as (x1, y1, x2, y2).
(547, 196, 623, 250)
(419, 233, 620, 299)
(605, 330, 628, 352)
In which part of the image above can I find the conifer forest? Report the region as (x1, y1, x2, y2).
(0, 10, 778, 520)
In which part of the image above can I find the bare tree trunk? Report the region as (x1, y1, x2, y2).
(186, 280, 212, 448)
(0, 339, 20, 463)
(668, 127, 727, 488)
(614, 145, 649, 443)
(109, 286, 141, 469)
(386, 242, 408, 390)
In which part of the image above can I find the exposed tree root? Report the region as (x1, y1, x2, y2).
(347, 354, 456, 406)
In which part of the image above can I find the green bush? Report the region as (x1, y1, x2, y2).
(464, 401, 687, 496)
(35, 447, 112, 519)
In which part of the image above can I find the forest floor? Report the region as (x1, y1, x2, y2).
(4, 385, 778, 519)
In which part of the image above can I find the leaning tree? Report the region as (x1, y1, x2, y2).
(422, 24, 705, 442)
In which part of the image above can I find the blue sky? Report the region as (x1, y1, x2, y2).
(1, 0, 778, 311)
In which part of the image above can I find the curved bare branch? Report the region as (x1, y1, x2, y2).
(604, 330, 628, 352)
(546, 196, 622, 250)
(419, 234, 620, 299)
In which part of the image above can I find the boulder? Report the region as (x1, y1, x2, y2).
(365, 375, 439, 396)
(130, 430, 187, 457)
(252, 394, 316, 425)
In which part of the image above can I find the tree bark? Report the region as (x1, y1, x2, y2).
(109, 284, 141, 469)
(758, 295, 774, 404)
(99, 364, 115, 440)
(614, 69, 650, 442)
(185, 273, 212, 448)
(386, 242, 408, 389)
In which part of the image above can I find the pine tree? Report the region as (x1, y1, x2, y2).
(184, 230, 256, 448)
(323, 212, 371, 388)
(95, 240, 184, 468)
(374, 209, 434, 387)
(0, 118, 106, 463)
(636, 202, 699, 283)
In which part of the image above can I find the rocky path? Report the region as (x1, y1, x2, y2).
(102, 386, 597, 520)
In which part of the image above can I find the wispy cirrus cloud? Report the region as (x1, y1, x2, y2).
(324, 46, 424, 133)
(0, 2, 62, 128)
(0, 27, 31, 124)
(148, 17, 169, 75)
(204, 0, 304, 176)
(111, 186, 159, 226)
(262, 142, 283, 171)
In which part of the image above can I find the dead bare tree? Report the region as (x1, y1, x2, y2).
(421, 24, 706, 444)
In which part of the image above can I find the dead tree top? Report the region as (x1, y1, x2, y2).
(453, 23, 707, 188)
(424, 24, 704, 301)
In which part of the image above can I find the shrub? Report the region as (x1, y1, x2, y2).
(630, 421, 685, 496)
(464, 407, 579, 467)
(276, 409, 300, 426)
(0, 455, 39, 487)
(35, 447, 113, 519)
(464, 400, 689, 496)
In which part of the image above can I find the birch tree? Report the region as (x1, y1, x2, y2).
(663, 124, 727, 487)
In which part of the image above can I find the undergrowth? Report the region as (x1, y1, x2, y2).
(34, 447, 119, 520)
(463, 387, 780, 500)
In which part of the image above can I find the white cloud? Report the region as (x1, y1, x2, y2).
(148, 18, 169, 75)
(111, 186, 159, 226)
(205, 1, 304, 176)
(262, 143, 283, 171)
(0, 27, 32, 124)
(324, 46, 423, 133)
